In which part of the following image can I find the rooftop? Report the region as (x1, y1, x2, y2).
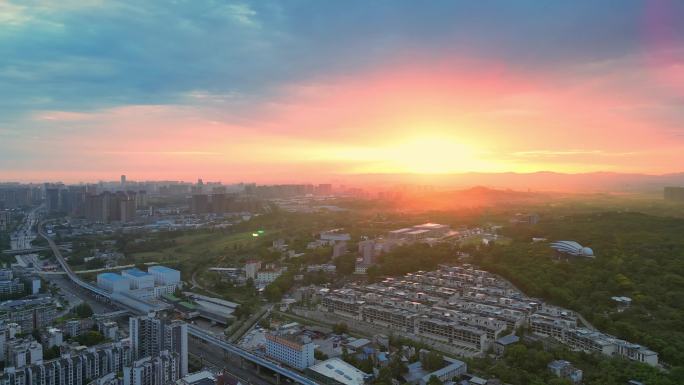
(123, 268, 151, 277)
(98, 272, 127, 281)
(308, 358, 369, 385)
(495, 334, 520, 346)
(180, 370, 215, 385)
(148, 265, 179, 273)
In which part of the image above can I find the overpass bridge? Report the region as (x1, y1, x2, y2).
(2, 244, 70, 255)
(38, 222, 111, 300)
(188, 325, 319, 385)
(38, 222, 320, 385)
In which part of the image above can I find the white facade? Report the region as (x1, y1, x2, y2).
(265, 334, 315, 370)
(147, 266, 181, 286)
(96, 273, 130, 293)
(256, 269, 282, 285)
(244, 261, 261, 280)
(122, 269, 155, 289)
(46, 328, 63, 348)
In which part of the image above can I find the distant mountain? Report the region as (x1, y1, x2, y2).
(332, 171, 684, 193)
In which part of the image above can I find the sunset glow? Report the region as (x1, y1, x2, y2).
(1, 1, 683, 183)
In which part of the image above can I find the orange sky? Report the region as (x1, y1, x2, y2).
(5, 58, 683, 183)
(1, 1, 683, 183)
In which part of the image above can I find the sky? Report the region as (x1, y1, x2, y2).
(1, 0, 683, 183)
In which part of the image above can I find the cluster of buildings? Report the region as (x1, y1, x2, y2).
(387, 223, 451, 241)
(244, 183, 333, 198)
(0, 296, 56, 332)
(163, 292, 237, 326)
(0, 185, 42, 209)
(0, 210, 11, 231)
(317, 264, 659, 366)
(509, 213, 539, 225)
(97, 266, 181, 301)
(0, 312, 188, 385)
(43, 184, 147, 224)
(354, 223, 452, 275)
(44, 182, 148, 223)
(213, 260, 288, 288)
(188, 191, 261, 215)
(0, 269, 26, 298)
(246, 320, 472, 385)
(548, 359, 583, 384)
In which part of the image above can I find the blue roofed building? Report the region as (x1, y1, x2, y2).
(493, 334, 520, 356)
(97, 272, 130, 293)
(122, 268, 155, 289)
(148, 265, 181, 286)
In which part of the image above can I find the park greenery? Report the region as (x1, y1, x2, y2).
(28, 194, 683, 384)
(467, 339, 683, 385)
(365, 209, 684, 383)
(471, 211, 684, 366)
(73, 330, 106, 347)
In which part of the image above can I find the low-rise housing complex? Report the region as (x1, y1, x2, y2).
(317, 264, 659, 365)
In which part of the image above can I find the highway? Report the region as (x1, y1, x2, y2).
(37, 220, 320, 385)
(188, 325, 318, 385)
(8, 205, 42, 250)
(38, 221, 111, 299)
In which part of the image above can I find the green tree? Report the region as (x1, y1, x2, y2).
(74, 331, 105, 346)
(333, 322, 349, 334)
(74, 303, 93, 318)
(421, 351, 444, 371)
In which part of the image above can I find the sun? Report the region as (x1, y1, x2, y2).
(304, 132, 502, 174)
(385, 136, 482, 174)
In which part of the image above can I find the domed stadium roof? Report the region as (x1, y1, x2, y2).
(550, 241, 595, 257)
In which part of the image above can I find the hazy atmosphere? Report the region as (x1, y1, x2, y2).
(1, 2, 684, 385)
(2, 1, 684, 183)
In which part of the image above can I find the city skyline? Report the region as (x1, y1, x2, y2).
(1, 1, 684, 183)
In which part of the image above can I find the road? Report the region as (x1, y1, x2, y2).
(9, 205, 41, 250)
(43, 274, 113, 316)
(188, 325, 312, 385)
(189, 343, 279, 385)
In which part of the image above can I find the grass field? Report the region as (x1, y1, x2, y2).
(131, 231, 258, 262)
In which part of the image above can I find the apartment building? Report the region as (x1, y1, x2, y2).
(124, 351, 180, 385)
(265, 333, 315, 370)
(0, 342, 130, 385)
(318, 264, 659, 364)
(0, 297, 56, 331)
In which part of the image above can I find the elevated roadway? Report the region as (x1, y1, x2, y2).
(188, 325, 318, 385)
(38, 222, 319, 385)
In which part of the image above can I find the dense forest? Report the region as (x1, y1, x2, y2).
(367, 211, 684, 383)
(472, 212, 684, 366)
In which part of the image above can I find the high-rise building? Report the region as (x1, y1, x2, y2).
(124, 351, 180, 385)
(121, 175, 127, 189)
(358, 240, 375, 265)
(210, 193, 225, 214)
(129, 314, 188, 377)
(190, 194, 209, 214)
(0, 342, 129, 385)
(45, 187, 61, 213)
(120, 194, 136, 223)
